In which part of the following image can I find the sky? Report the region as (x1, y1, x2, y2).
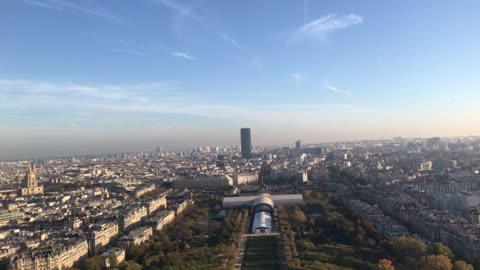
(1, 0, 480, 159)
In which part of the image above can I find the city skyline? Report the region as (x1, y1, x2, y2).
(2, 130, 480, 269)
(1, 133, 478, 162)
(2, 0, 480, 159)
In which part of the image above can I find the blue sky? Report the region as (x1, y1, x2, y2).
(1, 0, 480, 159)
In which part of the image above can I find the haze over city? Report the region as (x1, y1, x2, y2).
(1, 0, 480, 159)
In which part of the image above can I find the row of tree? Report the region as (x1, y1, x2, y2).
(380, 236, 474, 270)
(89, 199, 250, 270)
(277, 205, 301, 269)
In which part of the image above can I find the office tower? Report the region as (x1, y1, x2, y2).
(426, 137, 441, 151)
(240, 128, 252, 158)
(295, 140, 302, 149)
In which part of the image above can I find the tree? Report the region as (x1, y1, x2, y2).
(296, 239, 316, 252)
(377, 259, 395, 270)
(293, 209, 307, 224)
(418, 255, 452, 270)
(388, 236, 428, 259)
(81, 257, 102, 270)
(126, 245, 144, 261)
(433, 243, 454, 259)
(109, 254, 118, 268)
(453, 261, 474, 270)
(166, 251, 181, 264)
(118, 261, 143, 270)
(304, 261, 349, 270)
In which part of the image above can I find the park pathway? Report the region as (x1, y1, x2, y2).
(233, 235, 248, 270)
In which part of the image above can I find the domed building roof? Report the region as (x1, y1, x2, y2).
(252, 193, 274, 209)
(19, 163, 44, 196)
(22, 165, 36, 186)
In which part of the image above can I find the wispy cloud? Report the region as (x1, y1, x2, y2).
(146, 0, 269, 72)
(23, 0, 125, 24)
(150, 0, 196, 19)
(148, 0, 242, 50)
(218, 32, 242, 50)
(323, 82, 352, 96)
(0, 79, 374, 124)
(171, 52, 198, 61)
(24, 0, 62, 10)
(0, 79, 174, 101)
(292, 13, 362, 41)
(94, 37, 198, 61)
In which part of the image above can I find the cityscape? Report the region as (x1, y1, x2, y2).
(2, 131, 480, 270)
(2, 0, 480, 270)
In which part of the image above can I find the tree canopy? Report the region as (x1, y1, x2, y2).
(418, 255, 453, 270)
(388, 236, 427, 259)
(432, 243, 454, 259)
(377, 259, 395, 270)
(453, 261, 474, 270)
(81, 257, 102, 270)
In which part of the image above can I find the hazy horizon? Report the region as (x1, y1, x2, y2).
(1, 0, 480, 160)
(2, 130, 478, 161)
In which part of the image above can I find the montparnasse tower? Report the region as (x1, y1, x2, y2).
(20, 164, 44, 196)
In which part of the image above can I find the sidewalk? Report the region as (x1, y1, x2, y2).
(233, 235, 248, 270)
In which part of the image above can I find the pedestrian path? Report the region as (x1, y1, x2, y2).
(233, 235, 248, 269)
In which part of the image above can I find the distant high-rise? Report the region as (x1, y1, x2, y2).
(295, 140, 302, 149)
(240, 128, 252, 158)
(426, 137, 441, 151)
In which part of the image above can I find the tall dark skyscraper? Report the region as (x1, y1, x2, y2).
(240, 128, 252, 158)
(295, 140, 302, 149)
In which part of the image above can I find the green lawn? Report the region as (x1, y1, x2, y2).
(242, 237, 281, 270)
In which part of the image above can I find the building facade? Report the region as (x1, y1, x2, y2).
(441, 224, 480, 261)
(117, 227, 152, 249)
(144, 195, 167, 216)
(235, 172, 258, 186)
(10, 238, 88, 270)
(240, 128, 252, 159)
(145, 210, 175, 231)
(172, 176, 233, 189)
(100, 248, 125, 268)
(88, 221, 119, 255)
(118, 206, 148, 233)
